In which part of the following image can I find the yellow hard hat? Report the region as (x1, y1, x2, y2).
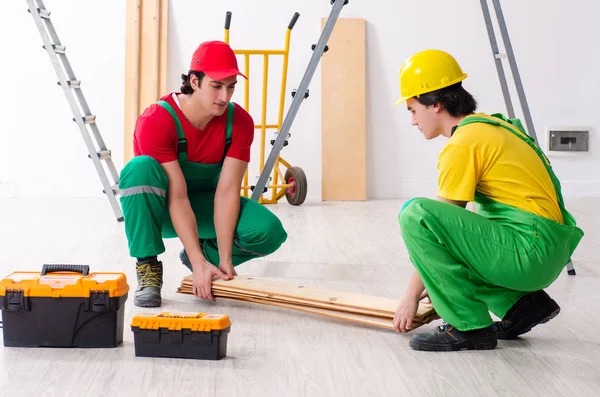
(394, 49, 467, 106)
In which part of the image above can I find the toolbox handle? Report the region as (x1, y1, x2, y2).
(41, 264, 90, 276)
(288, 12, 300, 30)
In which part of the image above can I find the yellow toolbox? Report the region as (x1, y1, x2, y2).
(0, 264, 129, 348)
(131, 311, 231, 360)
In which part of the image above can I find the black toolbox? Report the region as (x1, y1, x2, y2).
(131, 311, 231, 360)
(0, 264, 129, 348)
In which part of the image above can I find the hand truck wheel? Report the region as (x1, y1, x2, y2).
(284, 166, 307, 206)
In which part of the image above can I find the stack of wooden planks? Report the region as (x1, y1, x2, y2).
(177, 276, 439, 331)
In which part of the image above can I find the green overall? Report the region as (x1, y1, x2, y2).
(399, 113, 584, 331)
(119, 100, 288, 266)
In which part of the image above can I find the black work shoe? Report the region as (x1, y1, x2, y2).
(179, 239, 205, 272)
(492, 290, 560, 340)
(134, 260, 163, 308)
(179, 249, 192, 272)
(409, 322, 497, 352)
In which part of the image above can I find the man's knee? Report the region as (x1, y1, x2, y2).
(119, 155, 168, 190)
(398, 197, 434, 232)
(260, 215, 288, 254)
(243, 212, 288, 256)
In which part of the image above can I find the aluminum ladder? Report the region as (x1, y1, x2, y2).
(26, 0, 123, 222)
(480, 0, 576, 275)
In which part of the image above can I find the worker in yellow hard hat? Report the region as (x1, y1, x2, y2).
(391, 49, 584, 352)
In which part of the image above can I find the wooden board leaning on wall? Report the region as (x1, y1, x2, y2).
(124, 0, 169, 163)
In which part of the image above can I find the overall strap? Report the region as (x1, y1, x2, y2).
(458, 114, 549, 166)
(156, 100, 188, 162)
(457, 114, 572, 223)
(222, 102, 234, 161)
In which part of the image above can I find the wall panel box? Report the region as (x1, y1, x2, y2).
(546, 126, 592, 157)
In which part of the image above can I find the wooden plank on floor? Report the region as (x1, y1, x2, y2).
(183, 275, 400, 313)
(220, 294, 398, 330)
(178, 288, 438, 331)
(178, 275, 439, 327)
(188, 288, 396, 318)
(321, 18, 367, 201)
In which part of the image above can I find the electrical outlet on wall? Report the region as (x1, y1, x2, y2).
(545, 126, 592, 157)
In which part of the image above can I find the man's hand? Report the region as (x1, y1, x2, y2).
(393, 294, 421, 333)
(393, 269, 427, 332)
(219, 259, 238, 278)
(191, 262, 231, 302)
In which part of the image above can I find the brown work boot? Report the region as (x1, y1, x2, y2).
(134, 260, 163, 308)
(493, 290, 560, 339)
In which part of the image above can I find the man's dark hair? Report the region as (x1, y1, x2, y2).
(415, 82, 477, 117)
(180, 71, 206, 94)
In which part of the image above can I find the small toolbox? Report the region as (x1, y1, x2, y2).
(0, 264, 129, 348)
(131, 311, 231, 360)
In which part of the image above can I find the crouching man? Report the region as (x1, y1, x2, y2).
(119, 41, 288, 307)
(392, 49, 584, 351)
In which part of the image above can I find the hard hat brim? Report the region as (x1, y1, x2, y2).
(394, 96, 410, 107)
(393, 73, 468, 107)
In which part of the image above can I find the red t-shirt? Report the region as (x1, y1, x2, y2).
(133, 93, 254, 164)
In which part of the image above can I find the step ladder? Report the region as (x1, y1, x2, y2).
(26, 0, 123, 222)
(480, 0, 576, 276)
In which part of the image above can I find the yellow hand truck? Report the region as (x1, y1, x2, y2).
(224, 11, 308, 206)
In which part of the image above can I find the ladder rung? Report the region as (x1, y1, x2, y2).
(73, 115, 96, 124)
(88, 150, 112, 160)
(57, 80, 81, 89)
(495, 53, 508, 59)
(42, 44, 66, 54)
(99, 150, 112, 160)
(39, 8, 51, 19)
(103, 184, 120, 195)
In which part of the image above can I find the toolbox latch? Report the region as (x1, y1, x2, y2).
(0, 290, 31, 312)
(86, 291, 110, 312)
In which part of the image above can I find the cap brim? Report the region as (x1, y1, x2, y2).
(204, 69, 248, 80)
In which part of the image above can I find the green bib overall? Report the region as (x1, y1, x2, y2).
(119, 100, 287, 266)
(398, 114, 584, 331)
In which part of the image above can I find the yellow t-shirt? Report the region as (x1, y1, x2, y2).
(437, 113, 564, 224)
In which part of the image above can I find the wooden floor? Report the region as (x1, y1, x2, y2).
(0, 196, 599, 397)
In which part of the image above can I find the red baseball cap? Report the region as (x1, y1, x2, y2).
(189, 41, 247, 80)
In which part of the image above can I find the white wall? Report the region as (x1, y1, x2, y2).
(1, 0, 598, 204)
(1, 0, 126, 199)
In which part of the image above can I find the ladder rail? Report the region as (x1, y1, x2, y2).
(481, 0, 576, 275)
(26, 0, 123, 221)
(491, 0, 537, 141)
(479, 0, 515, 119)
(480, 0, 537, 141)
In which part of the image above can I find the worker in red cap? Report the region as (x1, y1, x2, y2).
(119, 40, 288, 307)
